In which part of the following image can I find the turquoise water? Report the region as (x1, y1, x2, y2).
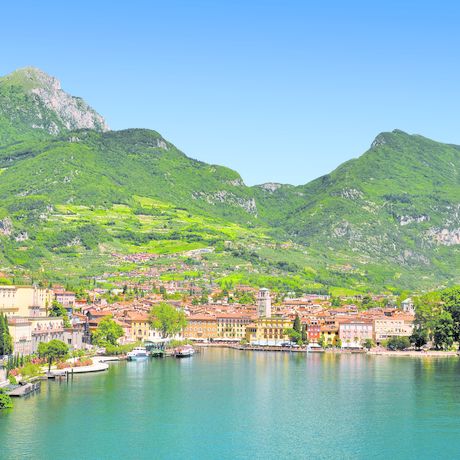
(1, 349, 460, 459)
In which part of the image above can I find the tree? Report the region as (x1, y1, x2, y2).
(38, 340, 69, 372)
(293, 314, 302, 335)
(410, 327, 428, 350)
(149, 302, 187, 339)
(318, 333, 326, 348)
(285, 328, 301, 343)
(49, 300, 71, 328)
(433, 311, 454, 351)
(0, 313, 13, 356)
(441, 287, 460, 341)
(363, 338, 375, 350)
(335, 338, 342, 348)
(331, 297, 341, 307)
(386, 336, 410, 351)
(91, 316, 124, 346)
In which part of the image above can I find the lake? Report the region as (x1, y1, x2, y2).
(1, 348, 460, 459)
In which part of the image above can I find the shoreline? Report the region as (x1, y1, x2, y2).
(197, 343, 459, 358)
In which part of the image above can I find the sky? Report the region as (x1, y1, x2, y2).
(1, 0, 460, 185)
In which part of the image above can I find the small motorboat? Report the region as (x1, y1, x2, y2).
(174, 345, 195, 358)
(127, 346, 149, 360)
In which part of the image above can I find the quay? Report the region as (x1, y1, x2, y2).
(8, 382, 41, 397)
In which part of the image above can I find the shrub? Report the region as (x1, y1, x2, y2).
(20, 362, 42, 378)
(0, 388, 13, 409)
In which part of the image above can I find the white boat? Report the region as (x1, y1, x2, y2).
(127, 346, 149, 360)
(175, 345, 195, 358)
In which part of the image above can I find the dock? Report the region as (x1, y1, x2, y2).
(8, 382, 41, 397)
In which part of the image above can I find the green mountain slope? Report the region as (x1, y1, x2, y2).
(0, 67, 459, 292)
(254, 130, 460, 288)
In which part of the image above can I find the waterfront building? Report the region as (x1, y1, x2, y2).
(306, 320, 321, 343)
(320, 324, 339, 346)
(217, 313, 253, 340)
(8, 316, 68, 355)
(338, 320, 373, 348)
(257, 288, 272, 318)
(245, 316, 292, 345)
(373, 316, 414, 345)
(123, 311, 151, 342)
(0, 285, 53, 318)
(183, 315, 218, 340)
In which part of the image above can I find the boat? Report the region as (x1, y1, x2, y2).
(127, 346, 149, 360)
(175, 345, 195, 358)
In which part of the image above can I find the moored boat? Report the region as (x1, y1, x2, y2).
(174, 345, 195, 358)
(127, 347, 149, 360)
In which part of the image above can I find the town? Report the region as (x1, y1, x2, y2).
(0, 282, 417, 359)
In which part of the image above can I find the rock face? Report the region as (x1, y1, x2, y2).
(0, 67, 109, 137)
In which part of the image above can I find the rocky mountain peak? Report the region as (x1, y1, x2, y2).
(0, 67, 109, 135)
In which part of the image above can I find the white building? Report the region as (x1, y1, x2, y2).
(401, 298, 415, 314)
(257, 288, 272, 318)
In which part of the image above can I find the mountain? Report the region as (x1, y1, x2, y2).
(0, 67, 108, 145)
(0, 67, 459, 293)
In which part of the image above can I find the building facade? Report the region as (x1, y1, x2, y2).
(246, 317, 292, 345)
(183, 315, 218, 340)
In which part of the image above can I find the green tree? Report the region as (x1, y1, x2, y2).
(433, 311, 454, 350)
(318, 333, 326, 348)
(410, 327, 428, 350)
(293, 314, 302, 334)
(413, 291, 442, 337)
(363, 338, 375, 350)
(331, 297, 341, 307)
(38, 339, 69, 372)
(149, 302, 187, 339)
(285, 328, 301, 343)
(91, 316, 124, 346)
(441, 286, 460, 341)
(386, 336, 410, 351)
(0, 314, 13, 356)
(48, 300, 71, 328)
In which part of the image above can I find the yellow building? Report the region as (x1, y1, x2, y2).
(320, 325, 339, 346)
(0, 285, 53, 318)
(123, 311, 151, 342)
(217, 314, 253, 340)
(245, 317, 293, 345)
(184, 315, 218, 340)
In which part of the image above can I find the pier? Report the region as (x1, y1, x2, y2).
(8, 382, 41, 397)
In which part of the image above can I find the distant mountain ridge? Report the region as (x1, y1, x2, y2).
(0, 67, 458, 291)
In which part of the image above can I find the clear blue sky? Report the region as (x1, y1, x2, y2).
(1, 1, 459, 185)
